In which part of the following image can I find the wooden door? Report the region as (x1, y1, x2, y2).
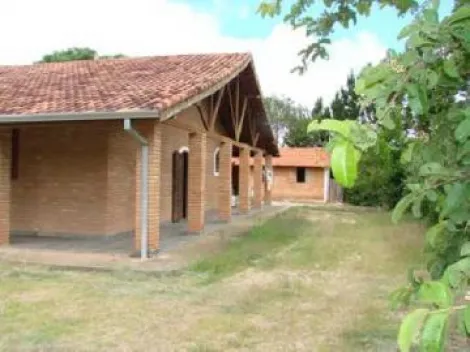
(172, 151, 185, 222)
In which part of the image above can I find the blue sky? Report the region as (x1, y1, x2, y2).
(0, 0, 455, 107)
(183, 0, 453, 50)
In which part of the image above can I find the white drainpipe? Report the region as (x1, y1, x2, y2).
(123, 119, 148, 260)
(323, 167, 330, 203)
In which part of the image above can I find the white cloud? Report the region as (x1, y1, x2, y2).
(0, 0, 386, 107)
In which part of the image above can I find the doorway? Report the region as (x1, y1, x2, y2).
(171, 149, 189, 222)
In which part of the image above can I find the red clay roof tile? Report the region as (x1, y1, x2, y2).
(232, 147, 330, 167)
(0, 53, 251, 116)
(272, 147, 330, 167)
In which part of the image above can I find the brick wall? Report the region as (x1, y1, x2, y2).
(160, 104, 226, 223)
(272, 166, 325, 201)
(10, 102, 232, 238)
(11, 122, 110, 235)
(106, 121, 136, 235)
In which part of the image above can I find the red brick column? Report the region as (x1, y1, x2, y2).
(218, 139, 232, 222)
(253, 150, 263, 208)
(239, 146, 250, 214)
(264, 154, 273, 206)
(0, 130, 12, 246)
(135, 120, 161, 253)
(188, 132, 207, 232)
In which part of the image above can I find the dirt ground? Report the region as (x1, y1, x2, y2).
(0, 206, 427, 351)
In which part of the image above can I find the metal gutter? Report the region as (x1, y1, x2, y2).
(123, 118, 149, 260)
(0, 110, 159, 123)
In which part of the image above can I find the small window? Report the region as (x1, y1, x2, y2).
(11, 129, 19, 180)
(296, 167, 306, 183)
(213, 147, 220, 176)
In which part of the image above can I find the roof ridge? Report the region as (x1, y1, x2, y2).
(0, 52, 252, 69)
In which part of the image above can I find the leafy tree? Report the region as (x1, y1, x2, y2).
(38, 47, 126, 63)
(330, 72, 361, 120)
(39, 47, 97, 62)
(265, 95, 330, 146)
(263, 95, 295, 146)
(260, 0, 470, 350)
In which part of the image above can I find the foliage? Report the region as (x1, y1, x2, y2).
(264, 95, 330, 146)
(38, 47, 126, 63)
(261, 0, 470, 350)
(330, 72, 361, 121)
(344, 130, 405, 209)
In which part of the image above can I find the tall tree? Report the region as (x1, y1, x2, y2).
(263, 95, 295, 146)
(39, 47, 97, 62)
(38, 47, 126, 63)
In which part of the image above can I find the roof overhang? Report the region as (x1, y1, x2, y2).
(0, 110, 159, 123)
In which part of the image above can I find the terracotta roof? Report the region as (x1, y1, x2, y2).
(0, 53, 251, 116)
(273, 147, 329, 167)
(232, 147, 330, 167)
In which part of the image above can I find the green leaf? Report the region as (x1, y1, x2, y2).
(448, 5, 470, 25)
(401, 143, 416, 164)
(412, 194, 425, 218)
(426, 69, 439, 89)
(392, 193, 415, 224)
(330, 141, 360, 188)
(419, 162, 444, 176)
(406, 84, 425, 115)
(441, 183, 466, 218)
(464, 305, 470, 335)
(455, 117, 470, 142)
(461, 242, 470, 257)
(425, 221, 447, 248)
(443, 59, 460, 79)
(442, 257, 470, 289)
(307, 119, 353, 138)
(457, 140, 470, 160)
(418, 281, 452, 308)
(425, 189, 438, 202)
(355, 77, 366, 95)
(398, 308, 429, 352)
(398, 23, 418, 39)
(423, 8, 438, 24)
(420, 311, 449, 352)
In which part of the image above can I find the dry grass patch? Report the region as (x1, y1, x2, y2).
(0, 206, 426, 351)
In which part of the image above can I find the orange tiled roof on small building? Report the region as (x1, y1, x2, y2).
(272, 147, 330, 167)
(232, 147, 330, 167)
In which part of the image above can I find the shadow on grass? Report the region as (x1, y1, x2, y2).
(188, 208, 314, 283)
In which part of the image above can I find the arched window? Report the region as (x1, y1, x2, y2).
(213, 147, 220, 176)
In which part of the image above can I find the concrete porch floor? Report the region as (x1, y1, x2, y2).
(0, 205, 289, 272)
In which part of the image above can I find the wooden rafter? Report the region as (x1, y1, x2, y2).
(227, 82, 236, 131)
(253, 132, 260, 147)
(209, 86, 225, 132)
(196, 103, 209, 131)
(235, 98, 248, 141)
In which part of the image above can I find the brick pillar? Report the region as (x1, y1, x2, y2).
(218, 140, 232, 222)
(239, 146, 250, 214)
(264, 154, 273, 206)
(135, 120, 161, 253)
(188, 132, 207, 232)
(253, 151, 263, 208)
(0, 131, 11, 246)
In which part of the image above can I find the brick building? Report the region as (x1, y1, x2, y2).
(0, 53, 278, 256)
(233, 147, 335, 203)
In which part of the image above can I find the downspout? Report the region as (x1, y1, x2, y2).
(323, 167, 330, 203)
(123, 119, 149, 260)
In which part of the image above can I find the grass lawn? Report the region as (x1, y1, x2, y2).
(0, 206, 425, 351)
